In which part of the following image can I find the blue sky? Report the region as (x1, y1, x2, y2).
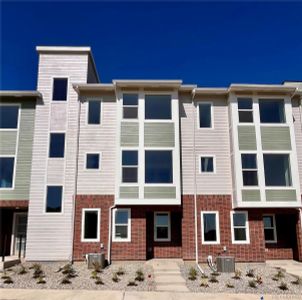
(1, 1, 302, 90)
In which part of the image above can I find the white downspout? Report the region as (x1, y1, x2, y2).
(107, 205, 115, 265)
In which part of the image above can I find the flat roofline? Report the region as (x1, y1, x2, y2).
(194, 87, 228, 95)
(0, 91, 42, 98)
(113, 80, 182, 88)
(229, 84, 296, 93)
(73, 83, 115, 93)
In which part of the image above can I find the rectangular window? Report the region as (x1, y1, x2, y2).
(52, 78, 68, 101)
(145, 95, 171, 120)
(88, 100, 101, 124)
(122, 150, 138, 183)
(154, 212, 170, 241)
(123, 94, 138, 119)
(198, 103, 212, 128)
(81, 209, 100, 242)
(231, 211, 249, 244)
(0, 157, 15, 188)
(263, 215, 277, 243)
(46, 186, 63, 213)
(238, 98, 253, 123)
(263, 154, 292, 186)
(259, 99, 285, 123)
(200, 156, 214, 173)
(113, 209, 131, 242)
(0, 105, 19, 129)
(86, 153, 100, 169)
(241, 154, 258, 186)
(201, 212, 220, 244)
(145, 150, 173, 183)
(49, 133, 65, 158)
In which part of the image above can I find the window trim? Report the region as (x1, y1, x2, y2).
(122, 93, 139, 120)
(0, 155, 16, 190)
(197, 101, 214, 129)
(86, 99, 102, 126)
(121, 149, 139, 184)
(237, 98, 254, 124)
(112, 208, 131, 242)
(48, 131, 66, 159)
(230, 211, 250, 244)
(241, 153, 258, 187)
(154, 211, 171, 242)
(84, 152, 102, 170)
(81, 208, 101, 242)
(44, 184, 64, 214)
(199, 155, 216, 174)
(263, 214, 277, 244)
(0, 103, 21, 131)
(201, 211, 220, 245)
(51, 76, 69, 102)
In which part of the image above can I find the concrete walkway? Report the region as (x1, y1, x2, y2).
(266, 260, 302, 278)
(147, 258, 189, 292)
(2, 289, 302, 300)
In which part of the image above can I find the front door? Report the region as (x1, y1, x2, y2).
(11, 213, 27, 256)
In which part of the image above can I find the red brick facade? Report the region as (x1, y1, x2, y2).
(0, 200, 28, 208)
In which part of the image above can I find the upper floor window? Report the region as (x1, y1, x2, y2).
(200, 156, 214, 173)
(241, 154, 258, 186)
(0, 105, 19, 129)
(259, 99, 285, 123)
(145, 150, 173, 183)
(238, 98, 253, 123)
(123, 94, 138, 119)
(87, 100, 101, 124)
(263, 215, 277, 243)
(122, 150, 138, 183)
(154, 212, 171, 241)
(86, 153, 100, 169)
(0, 157, 15, 188)
(201, 211, 220, 244)
(113, 208, 131, 242)
(49, 133, 65, 158)
(231, 211, 250, 244)
(81, 208, 100, 242)
(198, 103, 212, 128)
(263, 154, 291, 186)
(52, 78, 68, 101)
(46, 185, 63, 213)
(145, 95, 171, 120)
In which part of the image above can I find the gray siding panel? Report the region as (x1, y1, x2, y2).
(144, 123, 175, 147)
(120, 122, 139, 147)
(144, 186, 176, 199)
(266, 189, 297, 202)
(0, 131, 17, 155)
(261, 126, 291, 150)
(238, 126, 257, 150)
(119, 186, 139, 199)
(242, 189, 261, 202)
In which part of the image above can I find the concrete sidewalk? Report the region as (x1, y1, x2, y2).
(266, 260, 302, 278)
(1, 289, 302, 300)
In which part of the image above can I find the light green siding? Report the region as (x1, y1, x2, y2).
(0, 100, 36, 200)
(266, 189, 297, 202)
(0, 131, 17, 155)
(120, 122, 139, 146)
(242, 189, 261, 202)
(238, 126, 257, 150)
(261, 126, 291, 150)
(144, 123, 175, 147)
(119, 186, 139, 199)
(144, 186, 176, 199)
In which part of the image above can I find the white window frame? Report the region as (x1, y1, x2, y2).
(258, 98, 286, 125)
(241, 153, 258, 186)
(197, 101, 213, 129)
(144, 94, 173, 122)
(263, 214, 277, 243)
(48, 131, 66, 159)
(0, 155, 16, 190)
(44, 184, 64, 214)
(51, 76, 69, 102)
(122, 93, 139, 120)
(0, 103, 21, 131)
(121, 149, 138, 184)
(154, 211, 171, 242)
(201, 211, 220, 245)
(199, 155, 215, 174)
(84, 152, 102, 170)
(81, 208, 101, 242)
(112, 208, 131, 242)
(237, 98, 254, 124)
(230, 211, 250, 244)
(86, 99, 102, 125)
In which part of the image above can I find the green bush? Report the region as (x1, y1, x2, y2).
(226, 281, 234, 288)
(248, 279, 257, 288)
(127, 280, 138, 286)
(200, 279, 209, 288)
(18, 264, 27, 275)
(246, 269, 255, 278)
(279, 281, 288, 291)
(3, 276, 13, 284)
(116, 267, 125, 276)
(112, 273, 120, 283)
(233, 269, 242, 280)
(188, 267, 198, 281)
(37, 276, 46, 284)
(209, 275, 219, 283)
(291, 276, 302, 285)
(135, 269, 145, 282)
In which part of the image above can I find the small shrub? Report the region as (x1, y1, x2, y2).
(209, 275, 219, 283)
(291, 276, 302, 285)
(116, 267, 125, 276)
(248, 279, 257, 288)
(233, 269, 242, 280)
(95, 277, 104, 285)
(18, 265, 27, 275)
(256, 275, 263, 285)
(127, 280, 138, 286)
(112, 273, 119, 283)
(37, 276, 46, 284)
(246, 269, 255, 278)
(29, 263, 41, 270)
(211, 271, 220, 276)
(188, 267, 198, 281)
(92, 261, 102, 273)
(279, 281, 288, 291)
(275, 270, 285, 279)
(3, 276, 13, 284)
(272, 276, 279, 281)
(61, 263, 76, 278)
(32, 265, 44, 279)
(91, 270, 98, 279)
(60, 276, 71, 284)
(1, 271, 10, 280)
(226, 281, 234, 288)
(135, 269, 145, 282)
(200, 279, 209, 288)
(201, 273, 208, 279)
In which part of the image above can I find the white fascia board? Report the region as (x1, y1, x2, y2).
(115, 198, 181, 206)
(193, 87, 228, 96)
(0, 91, 42, 98)
(113, 80, 182, 88)
(73, 83, 115, 93)
(229, 84, 297, 94)
(36, 46, 91, 53)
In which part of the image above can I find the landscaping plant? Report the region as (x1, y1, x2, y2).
(135, 269, 145, 282)
(36, 276, 46, 284)
(92, 261, 102, 273)
(61, 263, 77, 278)
(188, 267, 198, 281)
(209, 275, 219, 283)
(256, 275, 263, 285)
(32, 265, 44, 279)
(279, 281, 288, 291)
(116, 267, 125, 276)
(127, 280, 138, 286)
(248, 279, 257, 288)
(1, 271, 10, 280)
(211, 271, 220, 276)
(200, 279, 209, 288)
(95, 277, 104, 285)
(112, 273, 120, 283)
(91, 270, 98, 279)
(18, 264, 27, 275)
(201, 273, 208, 279)
(226, 281, 234, 288)
(291, 276, 302, 286)
(246, 269, 255, 278)
(60, 276, 71, 284)
(3, 276, 13, 284)
(233, 269, 242, 280)
(275, 270, 285, 279)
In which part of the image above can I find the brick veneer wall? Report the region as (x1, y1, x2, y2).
(0, 200, 28, 207)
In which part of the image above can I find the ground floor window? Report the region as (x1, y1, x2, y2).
(201, 211, 220, 244)
(263, 214, 277, 243)
(113, 208, 131, 242)
(81, 208, 100, 242)
(231, 211, 250, 244)
(154, 212, 171, 242)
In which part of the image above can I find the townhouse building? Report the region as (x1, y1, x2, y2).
(0, 46, 302, 263)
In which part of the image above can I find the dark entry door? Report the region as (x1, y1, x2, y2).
(146, 212, 154, 260)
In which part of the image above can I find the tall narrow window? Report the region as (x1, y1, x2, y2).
(238, 98, 253, 123)
(259, 99, 285, 123)
(263, 215, 277, 243)
(0, 157, 15, 188)
(145, 95, 171, 120)
(241, 154, 258, 186)
(122, 150, 138, 183)
(49, 133, 65, 158)
(198, 103, 212, 128)
(154, 212, 170, 241)
(0, 105, 19, 129)
(87, 100, 101, 124)
(123, 94, 138, 119)
(201, 212, 220, 244)
(113, 209, 131, 241)
(46, 186, 63, 213)
(231, 211, 249, 243)
(81, 209, 100, 242)
(200, 156, 214, 173)
(52, 78, 68, 101)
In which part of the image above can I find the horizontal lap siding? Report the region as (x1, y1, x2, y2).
(144, 123, 175, 147)
(266, 190, 297, 202)
(261, 126, 291, 150)
(119, 186, 139, 198)
(144, 186, 176, 198)
(0, 131, 17, 154)
(120, 122, 139, 146)
(242, 189, 261, 202)
(238, 126, 257, 150)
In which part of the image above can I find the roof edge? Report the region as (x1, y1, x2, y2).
(0, 91, 42, 98)
(36, 46, 91, 53)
